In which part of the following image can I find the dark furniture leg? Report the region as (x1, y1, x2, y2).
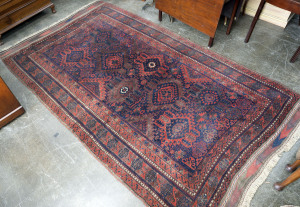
(290, 46, 300, 63)
(242, 0, 249, 15)
(159, 10, 162, 21)
(286, 159, 300, 172)
(226, 0, 240, 35)
(244, 0, 266, 43)
(168, 15, 174, 23)
(208, 37, 214, 48)
(51, 4, 56, 13)
(274, 167, 300, 191)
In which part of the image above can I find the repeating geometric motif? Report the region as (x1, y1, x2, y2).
(1, 2, 299, 207)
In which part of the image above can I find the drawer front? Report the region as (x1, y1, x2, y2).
(0, 0, 51, 33)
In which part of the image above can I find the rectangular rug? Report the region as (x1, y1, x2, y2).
(1, 1, 300, 206)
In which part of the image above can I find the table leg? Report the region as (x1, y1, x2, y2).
(159, 10, 162, 21)
(274, 167, 300, 191)
(244, 0, 266, 43)
(226, 0, 240, 35)
(208, 37, 214, 48)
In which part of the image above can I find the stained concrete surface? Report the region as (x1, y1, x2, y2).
(0, 0, 300, 206)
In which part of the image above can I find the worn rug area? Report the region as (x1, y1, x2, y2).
(1, 2, 300, 206)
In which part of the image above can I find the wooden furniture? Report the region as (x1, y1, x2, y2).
(225, 0, 243, 35)
(244, 0, 300, 63)
(156, 0, 226, 47)
(0, 77, 25, 128)
(0, 0, 56, 45)
(274, 147, 300, 191)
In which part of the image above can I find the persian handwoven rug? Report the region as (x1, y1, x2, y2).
(1, 1, 300, 206)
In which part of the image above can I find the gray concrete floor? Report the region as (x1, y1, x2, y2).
(0, 0, 299, 206)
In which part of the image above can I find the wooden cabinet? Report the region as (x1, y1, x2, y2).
(0, 0, 56, 44)
(0, 77, 25, 128)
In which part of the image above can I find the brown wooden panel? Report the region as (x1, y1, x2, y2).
(0, 77, 25, 128)
(156, 0, 225, 38)
(267, 0, 300, 14)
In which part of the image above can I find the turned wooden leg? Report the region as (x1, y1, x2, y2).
(208, 37, 214, 48)
(274, 167, 300, 191)
(290, 46, 300, 63)
(226, 0, 240, 35)
(244, 0, 266, 43)
(159, 10, 162, 22)
(286, 160, 300, 172)
(51, 4, 56, 13)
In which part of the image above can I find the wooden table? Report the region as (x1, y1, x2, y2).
(156, 0, 241, 47)
(0, 77, 25, 128)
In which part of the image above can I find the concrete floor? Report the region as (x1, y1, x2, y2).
(0, 0, 299, 206)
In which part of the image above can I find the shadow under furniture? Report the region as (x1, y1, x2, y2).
(244, 0, 300, 62)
